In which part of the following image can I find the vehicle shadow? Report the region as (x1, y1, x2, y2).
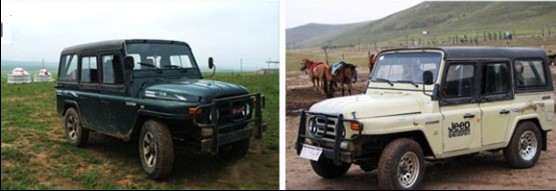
(81, 132, 272, 187)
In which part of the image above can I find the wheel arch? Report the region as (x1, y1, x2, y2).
(507, 117, 547, 151)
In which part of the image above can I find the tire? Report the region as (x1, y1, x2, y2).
(217, 139, 250, 160)
(310, 158, 351, 179)
(139, 120, 174, 179)
(504, 121, 542, 169)
(378, 138, 425, 190)
(64, 107, 89, 147)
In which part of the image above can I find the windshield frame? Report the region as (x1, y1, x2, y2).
(370, 50, 443, 86)
(124, 41, 200, 72)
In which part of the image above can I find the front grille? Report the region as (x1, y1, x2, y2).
(307, 115, 344, 141)
(215, 98, 251, 124)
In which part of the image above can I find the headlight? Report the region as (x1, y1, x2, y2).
(209, 109, 220, 123)
(242, 103, 251, 117)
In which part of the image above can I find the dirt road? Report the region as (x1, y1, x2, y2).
(285, 67, 556, 189)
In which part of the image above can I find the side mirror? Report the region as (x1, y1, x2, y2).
(422, 70, 434, 97)
(208, 57, 215, 77)
(208, 57, 214, 69)
(124, 56, 135, 70)
(423, 70, 434, 85)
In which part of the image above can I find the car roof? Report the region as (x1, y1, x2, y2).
(380, 46, 548, 61)
(60, 39, 189, 55)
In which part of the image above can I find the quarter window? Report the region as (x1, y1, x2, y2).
(59, 54, 78, 81)
(514, 60, 547, 88)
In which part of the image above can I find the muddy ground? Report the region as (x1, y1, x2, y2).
(285, 66, 556, 189)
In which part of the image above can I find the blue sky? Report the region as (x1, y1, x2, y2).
(1, 0, 279, 71)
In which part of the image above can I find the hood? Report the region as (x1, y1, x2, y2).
(143, 79, 249, 103)
(309, 92, 421, 119)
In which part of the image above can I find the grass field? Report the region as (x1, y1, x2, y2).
(1, 72, 279, 189)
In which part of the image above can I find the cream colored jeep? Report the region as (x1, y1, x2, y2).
(296, 47, 554, 190)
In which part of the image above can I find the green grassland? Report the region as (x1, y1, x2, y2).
(288, 2, 556, 49)
(1, 72, 279, 189)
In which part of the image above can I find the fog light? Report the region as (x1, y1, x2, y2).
(201, 128, 213, 137)
(340, 142, 349, 150)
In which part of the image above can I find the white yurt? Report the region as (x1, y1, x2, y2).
(7, 67, 32, 84)
(34, 69, 53, 82)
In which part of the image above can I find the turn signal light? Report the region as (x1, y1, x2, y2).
(350, 122, 361, 131)
(189, 107, 202, 115)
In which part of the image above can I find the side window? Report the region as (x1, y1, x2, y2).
(101, 55, 123, 85)
(514, 60, 547, 88)
(482, 62, 510, 95)
(80, 56, 98, 83)
(443, 64, 475, 98)
(59, 54, 78, 81)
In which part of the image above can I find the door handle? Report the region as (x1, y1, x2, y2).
(499, 109, 510, 114)
(542, 96, 551, 100)
(463, 113, 475, 119)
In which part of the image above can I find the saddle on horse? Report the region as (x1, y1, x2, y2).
(310, 61, 322, 74)
(331, 61, 346, 75)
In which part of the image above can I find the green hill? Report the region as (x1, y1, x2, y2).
(287, 1, 556, 48)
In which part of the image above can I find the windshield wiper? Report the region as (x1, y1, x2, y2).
(397, 80, 419, 88)
(138, 62, 162, 73)
(163, 65, 182, 69)
(376, 78, 394, 86)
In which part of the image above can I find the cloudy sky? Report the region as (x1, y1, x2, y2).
(1, 0, 279, 71)
(286, 0, 423, 28)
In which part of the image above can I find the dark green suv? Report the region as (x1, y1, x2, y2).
(55, 39, 265, 179)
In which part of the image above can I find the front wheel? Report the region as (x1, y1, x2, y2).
(310, 158, 351, 179)
(139, 120, 174, 179)
(504, 121, 542, 168)
(378, 138, 424, 190)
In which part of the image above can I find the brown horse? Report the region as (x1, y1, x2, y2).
(368, 51, 377, 74)
(300, 59, 331, 94)
(330, 62, 357, 96)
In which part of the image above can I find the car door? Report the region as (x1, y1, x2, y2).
(98, 53, 136, 136)
(478, 61, 513, 146)
(77, 55, 102, 130)
(440, 62, 482, 152)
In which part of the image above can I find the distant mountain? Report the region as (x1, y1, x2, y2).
(287, 1, 556, 48)
(1, 59, 58, 71)
(286, 21, 372, 49)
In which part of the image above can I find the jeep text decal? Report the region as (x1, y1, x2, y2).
(448, 121, 470, 138)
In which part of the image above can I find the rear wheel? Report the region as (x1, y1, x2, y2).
(504, 121, 542, 168)
(378, 138, 424, 190)
(64, 108, 89, 147)
(139, 120, 174, 179)
(310, 158, 351, 179)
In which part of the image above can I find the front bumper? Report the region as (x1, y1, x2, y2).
(193, 93, 266, 153)
(295, 110, 363, 165)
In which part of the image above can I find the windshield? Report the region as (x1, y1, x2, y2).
(125, 43, 197, 70)
(371, 52, 442, 84)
